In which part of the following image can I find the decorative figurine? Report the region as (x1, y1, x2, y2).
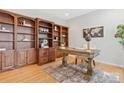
(40, 39, 49, 48)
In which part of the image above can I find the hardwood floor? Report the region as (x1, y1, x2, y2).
(0, 55, 124, 83)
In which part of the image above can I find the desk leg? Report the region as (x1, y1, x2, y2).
(62, 54, 68, 66)
(75, 57, 78, 64)
(83, 58, 93, 80)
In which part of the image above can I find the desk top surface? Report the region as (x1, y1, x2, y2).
(58, 47, 100, 55)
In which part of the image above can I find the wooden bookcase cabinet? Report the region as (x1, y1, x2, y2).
(36, 18, 55, 65)
(15, 16, 36, 68)
(0, 10, 69, 71)
(0, 10, 37, 71)
(53, 24, 69, 58)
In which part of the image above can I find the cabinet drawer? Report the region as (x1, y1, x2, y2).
(39, 57, 48, 65)
(1, 50, 15, 71)
(39, 49, 48, 57)
(49, 51, 55, 56)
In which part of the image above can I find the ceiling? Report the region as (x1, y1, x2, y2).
(8, 9, 96, 20)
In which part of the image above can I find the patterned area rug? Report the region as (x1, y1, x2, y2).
(43, 64, 120, 83)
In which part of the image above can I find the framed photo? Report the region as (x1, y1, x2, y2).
(90, 26, 104, 38)
(83, 28, 90, 38)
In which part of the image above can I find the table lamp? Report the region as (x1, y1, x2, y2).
(84, 33, 91, 50)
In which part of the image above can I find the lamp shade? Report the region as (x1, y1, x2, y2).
(85, 34, 91, 42)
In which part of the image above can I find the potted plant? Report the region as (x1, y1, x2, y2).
(115, 24, 124, 49)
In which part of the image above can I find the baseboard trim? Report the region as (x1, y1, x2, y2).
(96, 60, 124, 69)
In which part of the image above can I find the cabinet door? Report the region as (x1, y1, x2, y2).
(38, 48, 48, 65)
(27, 48, 36, 64)
(49, 48, 55, 62)
(1, 50, 15, 71)
(16, 50, 27, 67)
(0, 52, 2, 71)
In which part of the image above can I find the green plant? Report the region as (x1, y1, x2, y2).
(115, 24, 124, 45)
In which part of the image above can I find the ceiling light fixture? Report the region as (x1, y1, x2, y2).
(65, 13, 69, 16)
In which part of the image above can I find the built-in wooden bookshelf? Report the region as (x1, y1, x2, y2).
(0, 9, 69, 71)
(0, 12, 14, 50)
(0, 10, 37, 71)
(61, 26, 68, 47)
(53, 24, 61, 48)
(15, 16, 37, 67)
(36, 18, 53, 49)
(17, 17, 36, 49)
(36, 18, 55, 65)
(53, 25, 69, 58)
(53, 25, 68, 47)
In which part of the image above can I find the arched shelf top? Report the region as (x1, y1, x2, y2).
(0, 10, 15, 25)
(17, 16, 35, 22)
(0, 9, 16, 18)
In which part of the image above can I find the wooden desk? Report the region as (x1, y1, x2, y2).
(58, 47, 100, 80)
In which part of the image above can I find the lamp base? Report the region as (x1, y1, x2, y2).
(87, 42, 90, 50)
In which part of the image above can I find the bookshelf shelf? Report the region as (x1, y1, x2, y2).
(0, 40, 14, 42)
(39, 32, 52, 35)
(0, 30, 13, 33)
(17, 25, 35, 28)
(17, 16, 36, 49)
(0, 21, 14, 25)
(17, 32, 35, 35)
(17, 40, 35, 42)
(39, 25, 52, 29)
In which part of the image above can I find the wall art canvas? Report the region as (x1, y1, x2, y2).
(83, 26, 104, 38)
(83, 28, 90, 38)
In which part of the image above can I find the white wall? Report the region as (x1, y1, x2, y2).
(67, 9, 124, 67)
(7, 9, 67, 26)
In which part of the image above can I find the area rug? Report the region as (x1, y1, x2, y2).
(43, 64, 120, 83)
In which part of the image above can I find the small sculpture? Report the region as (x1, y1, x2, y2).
(40, 39, 49, 48)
